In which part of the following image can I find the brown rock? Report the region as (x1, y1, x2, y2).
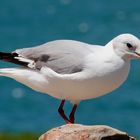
(38, 124, 136, 140)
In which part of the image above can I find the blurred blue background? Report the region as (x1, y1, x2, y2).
(0, 0, 140, 138)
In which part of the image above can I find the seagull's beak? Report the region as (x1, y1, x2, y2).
(134, 48, 140, 58)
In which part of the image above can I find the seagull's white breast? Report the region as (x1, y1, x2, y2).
(43, 52, 130, 102)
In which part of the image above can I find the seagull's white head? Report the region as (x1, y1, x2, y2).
(112, 34, 140, 60)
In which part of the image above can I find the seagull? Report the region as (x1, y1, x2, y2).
(0, 33, 140, 123)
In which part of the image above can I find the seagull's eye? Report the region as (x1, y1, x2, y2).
(126, 43, 133, 49)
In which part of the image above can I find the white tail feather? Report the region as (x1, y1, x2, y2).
(0, 68, 17, 76)
(0, 68, 48, 93)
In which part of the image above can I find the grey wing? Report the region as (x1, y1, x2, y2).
(14, 40, 100, 74)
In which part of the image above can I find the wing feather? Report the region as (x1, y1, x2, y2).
(14, 40, 101, 74)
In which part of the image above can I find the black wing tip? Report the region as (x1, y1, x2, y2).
(0, 51, 29, 67)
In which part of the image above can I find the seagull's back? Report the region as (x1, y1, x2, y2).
(15, 40, 103, 74)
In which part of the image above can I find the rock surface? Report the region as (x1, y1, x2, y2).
(38, 124, 136, 140)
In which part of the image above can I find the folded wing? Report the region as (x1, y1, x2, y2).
(1, 40, 101, 74)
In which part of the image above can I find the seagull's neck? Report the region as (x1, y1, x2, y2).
(104, 40, 131, 63)
(105, 40, 113, 48)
